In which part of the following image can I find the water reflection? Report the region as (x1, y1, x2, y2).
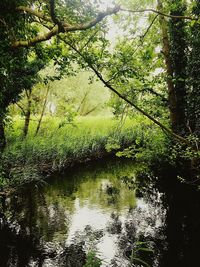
(0, 158, 167, 266)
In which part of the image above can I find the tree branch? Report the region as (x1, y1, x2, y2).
(80, 29, 100, 51)
(14, 4, 197, 48)
(12, 26, 59, 47)
(16, 6, 53, 23)
(13, 5, 120, 48)
(15, 103, 26, 116)
(141, 14, 159, 39)
(83, 105, 99, 116)
(49, 0, 65, 32)
(60, 37, 188, 145)
(121, 8, 199, 21)
(143, 87, 168, 103)
(106, 15, 158, 84)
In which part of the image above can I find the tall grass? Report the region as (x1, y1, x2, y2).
(2, 115, 167, 187)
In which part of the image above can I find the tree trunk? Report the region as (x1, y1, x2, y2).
(35, 84, 50, 136)
(169, 0, 187, 135)
(188, 1, 200, 139)
(77, 89, 90, 114)
(23, 89, 32, 137)
(0, 118, 6, 152)
(83, 105, 99, 116)
(157, 0, 178, 133)
(187, 1, 200, 177)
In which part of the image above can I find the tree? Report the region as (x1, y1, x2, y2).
(168, 0, 187, 135)
(23, 89, 33, 137)
(157, 0, 200, 154)
(0, 0, 27, 149)
(0, 0, 52, 149)
(0, 0, 120, 152)
(187, 1, 200, 141)
(12, 0, 120, 48)
(1, 0, 199, 153)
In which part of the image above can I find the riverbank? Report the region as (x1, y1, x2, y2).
(0, 115, 167, 190)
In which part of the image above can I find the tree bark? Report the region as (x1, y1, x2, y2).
(13, 5, 120, 48)
(169, 1, 187, 135)
(188, 1, 200, 138)
(157, 0, 179, 133)
(0, 118, 6, 152)
(35, 84, 50, 136)
(23, 89, 32, 137)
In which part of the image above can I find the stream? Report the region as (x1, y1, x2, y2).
(0, 158, 200, 267)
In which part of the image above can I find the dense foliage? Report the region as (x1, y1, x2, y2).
(0, 3, 200, 267)
(0, 0, 200, 188)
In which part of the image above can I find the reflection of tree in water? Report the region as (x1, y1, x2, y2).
(157, 173, 200, 267)
(47, 159, 139, 213)
(106, 181, 166, 267)
(73, 176, 136, 213)
(0, 159, 157, 266)
(107, 213, 122, 235)
(58, 243, 86, 267)
(0, 184, 73, 266)
(11, 186, 69, 238)
(0, 189, 56, 266)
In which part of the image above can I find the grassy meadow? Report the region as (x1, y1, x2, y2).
(1, 115, 167, 188)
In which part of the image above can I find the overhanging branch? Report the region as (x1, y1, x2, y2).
(13, 5, 120, 48)
(13, 4, 198, 48)
(60, 36, 188, 145)
(12, 26, 59, 48)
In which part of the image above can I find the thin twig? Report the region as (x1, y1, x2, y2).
(120, 8, 199, 21)
(106, 15, 158, 84)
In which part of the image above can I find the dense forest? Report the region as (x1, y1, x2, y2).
(0, 0, 200, 266)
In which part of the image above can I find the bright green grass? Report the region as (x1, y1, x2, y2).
(1, 115, 166, 187)
(5, 115, 148, 165)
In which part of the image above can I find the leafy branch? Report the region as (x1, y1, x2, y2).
(60, 37, 188, 145)
(13, 2, 198, 48)
(121, 8, 199, 21)
(13, 5, 120, 47)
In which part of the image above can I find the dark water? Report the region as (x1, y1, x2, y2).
(0, 158, 200, 267)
